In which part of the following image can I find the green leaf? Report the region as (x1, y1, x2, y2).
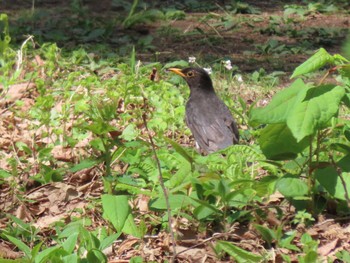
(130, 256, 144, 263)
(315, 167, 350, 201)
(80, 228, 100, 250)
(168, 160, 192, 188)
(0, 168, 11, 179)
(302, 251, 318, 263)
(100, 233, 122, 251)
(254, 224, 276, 246)
(250, 79, 307, 125)
(84, 28, 106, 41)
(58, 222, 81, 238)
(287, 85, 345, 141)
(216, 240, 262, 263)
(120, 213, 142, 238)
(114, 183, 155, 197)
(102, 195, 130, 232)
(338, 155, 350, 172)
(344, 130, 350, 142)
(164, 137, 193, 164)
(149, 194, 193, 210)
(87, 249, 107, 263)
(276, 174, 308, 198)
(5, 235, 31, 258)
(279, 232, 300, 251)
(163, 60, 189, 69)
(62, 254, 79, 263)
(259, 123, 309, 160)
(330, 143, 350, 154)
(121, 124, 139, 141)
(61, 233, 79, 254)
(31, 242, 43, 258)
(35, 246, 60, 263)
(291, 48, 334, 78)
(336, 250, 350, 262)
(70, 159, 99, 173)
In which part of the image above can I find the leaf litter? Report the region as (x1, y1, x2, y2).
(1, 1, 350, 262)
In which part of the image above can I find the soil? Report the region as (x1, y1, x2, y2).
(1, 1, 350, 262)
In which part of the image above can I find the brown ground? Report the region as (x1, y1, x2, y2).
(1, 1, 350, 262)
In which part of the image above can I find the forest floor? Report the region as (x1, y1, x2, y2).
(1, 0, 350, 262)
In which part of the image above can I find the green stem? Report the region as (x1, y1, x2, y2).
(308, 135, 315, 214)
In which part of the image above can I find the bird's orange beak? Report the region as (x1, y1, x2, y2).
(168, 68, 186, 77)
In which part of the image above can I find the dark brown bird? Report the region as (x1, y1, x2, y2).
(168, 67, 239, 154)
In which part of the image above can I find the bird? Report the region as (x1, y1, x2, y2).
(168, 67, 239, 154)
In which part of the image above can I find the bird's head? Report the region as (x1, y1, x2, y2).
(168, 67, 214, 92)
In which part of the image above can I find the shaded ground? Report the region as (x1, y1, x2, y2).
(3, 0, 350, 78)
(1, 1, 350, 262)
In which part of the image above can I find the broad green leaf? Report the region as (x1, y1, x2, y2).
(34, 245, 60, 263)
(216, 240, 262, 263)
(279, 232, 300, 251)
(315, 167, 350, 201)
(336, 250, 350, 262)
(100, 233, 122, 250)
(291, 48, 334, 78)
(149, 194, 193, 210)
(5, 235, 31, 258)
(330, 143, 350, 154)
(84, 28, 106, 41)
(163, 60, 189, 69)
(254, 224, 276, 246)
(79, 228, 100, 250)
(250, 79, 307, 125)
(130, 256, 144, 263)
(102, 195, 130, 232)
(193, 205, 216, 220)
(333, 54, 349, 64)
(338, 155, 350, 172)
(164, 137, 193, 164)
(114, 183, 155, 197)
(276, 174, 308, 198)
(302, 251, 318, 263)
(192, 197, 222, 220)
(62, 254, 79, 263)
(31, 242, 43, 258)
(345, 130, 350, 142)
(259, 123, 309, 160)
(0, 168, 11, 178)
(168, 160, 192, 188)
(58, 222, 82, 238)
(287, 85, 345, 141)
(70, 159, 99, 172)
(62, 233, 79, 253)
(120, 213, 142, 238)
(87, 249, 107, 263)
(121, 124, 139, 141)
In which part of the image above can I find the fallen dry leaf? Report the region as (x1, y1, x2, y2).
(318, 238, 339, 256)
(0, 82, 35, 106)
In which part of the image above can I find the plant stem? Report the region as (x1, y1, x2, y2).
(141, 96, 177, 262)
(308, 136, 315, 214)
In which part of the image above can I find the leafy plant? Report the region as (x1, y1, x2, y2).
(251, 48, 350, 215)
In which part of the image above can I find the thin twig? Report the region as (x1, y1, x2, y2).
(329, 155, 350, 208)
(175, 226, 238, 257)
(141, 96, 177, 262)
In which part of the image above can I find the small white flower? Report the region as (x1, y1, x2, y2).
(188, 56, 196, 63)
(203, 67, 212, 74)
(236, 74, 243, 82)
(224, 60, 232, 70)
(261, 99, 269, 106)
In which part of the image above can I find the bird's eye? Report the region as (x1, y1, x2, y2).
(187, 71, 194, 77)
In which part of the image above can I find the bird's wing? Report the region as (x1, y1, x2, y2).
(186, 100, 237, 152)
(218, 100, 239, 143)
